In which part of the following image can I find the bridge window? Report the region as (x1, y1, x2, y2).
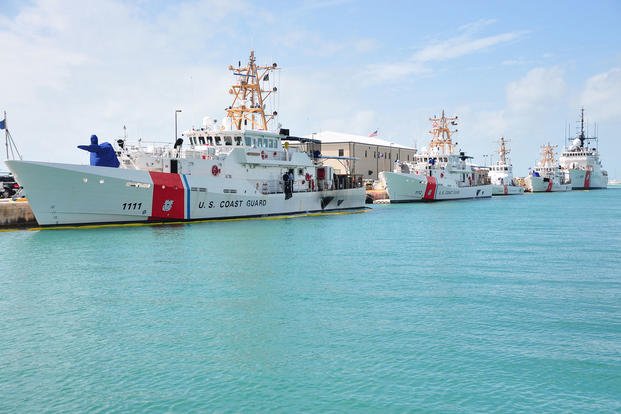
(245, 137, 252, 146)
(215, 136, 222, 145)
(224, 136, 233, 145)
(199, 136, 205, 145)
(235, 136, 242, 145)
(206, 136, 213, 145)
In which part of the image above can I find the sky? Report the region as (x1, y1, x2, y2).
(1, 0, 620, 177)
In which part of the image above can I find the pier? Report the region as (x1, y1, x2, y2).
(365, 189, 388, 203)
(0, 199, 37, 228)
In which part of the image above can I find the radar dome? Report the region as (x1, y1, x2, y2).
(569, 137, 582, 150)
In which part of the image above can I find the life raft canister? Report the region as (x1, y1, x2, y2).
(212, 165, 220, 176)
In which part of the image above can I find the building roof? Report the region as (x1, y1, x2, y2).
(305, 131, 414, 149)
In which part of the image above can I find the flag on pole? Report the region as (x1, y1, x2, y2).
(368, 130, 378, 137)
(0, 118, 5, 130)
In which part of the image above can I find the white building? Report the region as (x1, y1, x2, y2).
(305, 131, 417, 180)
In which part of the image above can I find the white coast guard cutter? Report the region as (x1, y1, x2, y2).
(559, 108, 608, 190)
(5, 51, 365, 226)
(380, 111, 492, 202)
(523, 143, 572, 192)
(489, 137, 524, 196)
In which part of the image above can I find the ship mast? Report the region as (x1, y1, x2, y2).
(226, 51, 279, 131)
(575, 107, 597, 149)
(2, 111, 22, 161)
(539, 143, 557, 168)
(428, 110, 458, 154)
(497, 136, 510, 165)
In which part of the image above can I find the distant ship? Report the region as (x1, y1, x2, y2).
(523, 143, 572, 192)
(380, 111, 492, 202)
(489, 137, 524, 196)
(559, 108, 608, 189)
(5, 51, 366, 226)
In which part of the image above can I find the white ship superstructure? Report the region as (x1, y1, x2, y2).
(559, 108, 608, 189)
(6, 51, 365, 226)
(524, 143, 572, 192)
(489, 137, 524, 196)
(380, 111, 491, 202)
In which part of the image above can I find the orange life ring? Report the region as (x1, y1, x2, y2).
(211, 165, 220, 176)
(305, 173, 311, 181)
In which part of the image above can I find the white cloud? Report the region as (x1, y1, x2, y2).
(279, 29, 378, 57)
(278, 70, 377, 136)
(0, 0, 250, 163)
(580, 68, 621, 120)
(506, 67, 566, 112)
(362, 21, 526, 82)
(458, 19, 497, 33)
(412, 31, 523, 63)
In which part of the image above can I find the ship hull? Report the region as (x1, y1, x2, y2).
(524, 175, 572, 192)
(381, 172, 492, 202)
(6, 161, 366, 226)
(491, 184, 524, 196)
(567, 169, 608, 190)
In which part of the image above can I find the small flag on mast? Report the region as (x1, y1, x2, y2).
(368, 130, 378, 137)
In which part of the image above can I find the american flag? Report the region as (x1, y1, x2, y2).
(368, 130, 378, 137)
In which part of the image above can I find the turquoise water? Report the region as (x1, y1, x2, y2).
(1, 189, 620, 412)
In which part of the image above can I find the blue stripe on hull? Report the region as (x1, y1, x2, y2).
(182, 174, 190, 220)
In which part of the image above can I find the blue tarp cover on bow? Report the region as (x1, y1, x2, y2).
(78, 135, 120, 168)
